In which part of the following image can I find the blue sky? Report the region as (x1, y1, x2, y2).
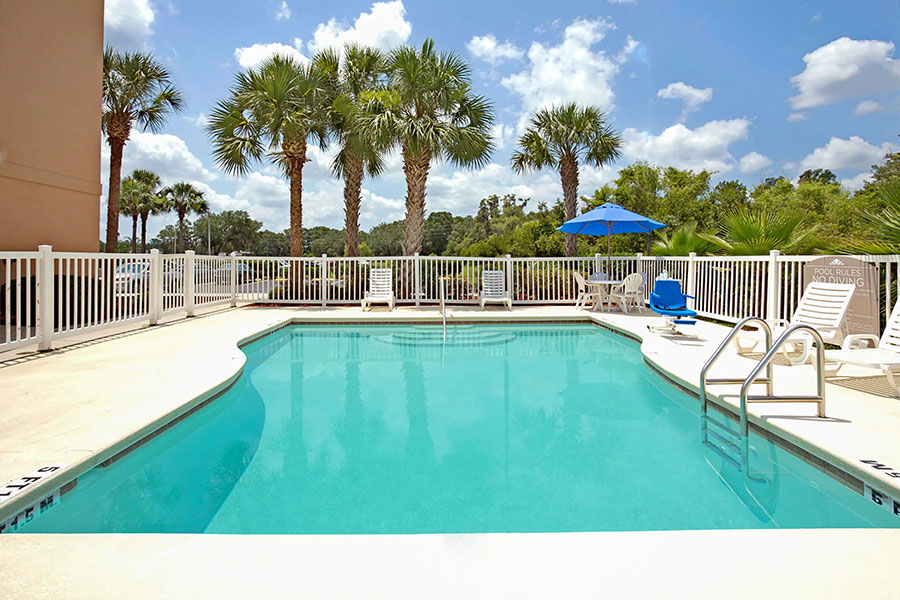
(103, 0, 900, 238)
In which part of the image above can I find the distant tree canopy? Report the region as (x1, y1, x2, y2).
(140, 151, 898, 257)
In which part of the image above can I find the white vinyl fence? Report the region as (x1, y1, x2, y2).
(1, 245, 899, 352)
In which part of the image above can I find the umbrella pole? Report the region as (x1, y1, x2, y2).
(606, 224, 612, 310)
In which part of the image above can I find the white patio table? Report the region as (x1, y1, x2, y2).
(585, 278, 623, 312)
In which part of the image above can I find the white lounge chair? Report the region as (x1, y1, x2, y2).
(362, 267, 394, 311)
(733, 281, 855, 365)
(479, 270, 511, 310)
(573, 271, 603, 310)
(825, 300, 900, 397)
(609, 272, 644, 314)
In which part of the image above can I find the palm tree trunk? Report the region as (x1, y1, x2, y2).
(402, 145, 431, 256)
(178, 211, 185, 253)
(560, 154, 580, 257)
(106, 137, 126, 253)
(131, 216, 138, 253)
(343, 155, 364, 257)
(285, 141, 307, 258)
(140, 212, 149, 253)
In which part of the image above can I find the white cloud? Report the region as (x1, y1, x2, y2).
(855, 99, 883, 116)
(491, 124, 516, 150)
(467, 34, 524, 66)
(657, 82, 713, 119)
(115, 131, 216, 183)
(621, 119, 751, 173)
(739, 151, 772, 173)
(608, 0, 636, 3)
(104, 0, 155, 49)
(502, 18, 633, 128)
(841, 172, 872, 191)
(615, 35, 639, 64)
(789, 37, 900, 110)
(274, 1, 291, 21)
(787, 112, 808, 122)
(234, 40, 308, 69)
(307, 1, 411, 53)
(797, 135, 895, 173)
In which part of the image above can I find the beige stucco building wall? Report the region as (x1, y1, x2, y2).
(0, 0, 104, 252)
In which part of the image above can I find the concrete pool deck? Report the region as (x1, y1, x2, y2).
(2, 304, 900, 597)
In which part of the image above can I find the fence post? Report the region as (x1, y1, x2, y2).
(686, 252, 697, 310)
(184, 250, 195, 317)
(37, 245, 54, 351)
(594, 253, 602, 275)
(414, 253, 421, 307)
(320, 254, 328, 307)
(229, 252, 237, 307)
(766, 249, 781, 322)
(505, 254, 513, 305)
(149, 249, 161, 325)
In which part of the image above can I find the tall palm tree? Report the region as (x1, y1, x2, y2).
(161, 182, 208, 253)
(131, 169, 162, 253)
(511, 103, 621, 257)
(118, 178, 143, 253)
(102, 47, 184, 253)
(315, 45, 388, 257)
(698, 208, 822, 255)
(207, 55, 331, 257)
(360, 39, 495, 255)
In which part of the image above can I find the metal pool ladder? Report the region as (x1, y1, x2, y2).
(699, 317, 827, 474)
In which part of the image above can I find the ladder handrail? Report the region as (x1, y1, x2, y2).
(700, 316, 774, 419)
(739, 323, 826, 437)
(737, 323, 827, 474)
(440, 278, 447, 341)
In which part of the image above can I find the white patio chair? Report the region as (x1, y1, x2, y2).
(825, 299, 900, 397)
(573, 271, 603, 310)
(609, 272, 644, 314)
(479, 270, 511, 310)
(733, 281, 855, 365)
(362, 267, 394, 311)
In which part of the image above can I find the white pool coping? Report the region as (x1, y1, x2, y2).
(2, 304, 900, 598)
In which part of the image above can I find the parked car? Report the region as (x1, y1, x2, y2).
(114, 262, 150, 291)
(215, 262, 255, 283)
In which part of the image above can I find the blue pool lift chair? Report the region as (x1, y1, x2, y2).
(648, 279, 697, 334)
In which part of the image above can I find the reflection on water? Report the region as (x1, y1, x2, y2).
(19, 324, 900, 534)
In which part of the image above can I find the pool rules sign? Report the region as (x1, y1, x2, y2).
(803, 256, 880, 336)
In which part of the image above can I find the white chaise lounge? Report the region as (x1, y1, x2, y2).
(479, 270, 512, 310)
(733, 281, 855, 365)
(362, 267, 394, 311)
(825, 299, 900, 397)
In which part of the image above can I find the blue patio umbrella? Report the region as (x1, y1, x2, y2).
(557, 202, 666, 266)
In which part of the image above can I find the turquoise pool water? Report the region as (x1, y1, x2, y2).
(18, 324, 898, 533)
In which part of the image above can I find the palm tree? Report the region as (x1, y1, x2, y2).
(360, 39, 495, 255)
(207, 55, 331, 257)
(511, 103, 622, 257)
(131, 169, 162, 253)
(161, 182, 208, 253)
(118, 178, 143, 253)
(102, 47, 184, 253)
(651, 222, 711, 256)
(698, 208, 822, 255)
(849, 182, 900, 254)
(315, 45, 388, 257)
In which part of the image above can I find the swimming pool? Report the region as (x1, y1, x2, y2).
(17, 323, 899, 533)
